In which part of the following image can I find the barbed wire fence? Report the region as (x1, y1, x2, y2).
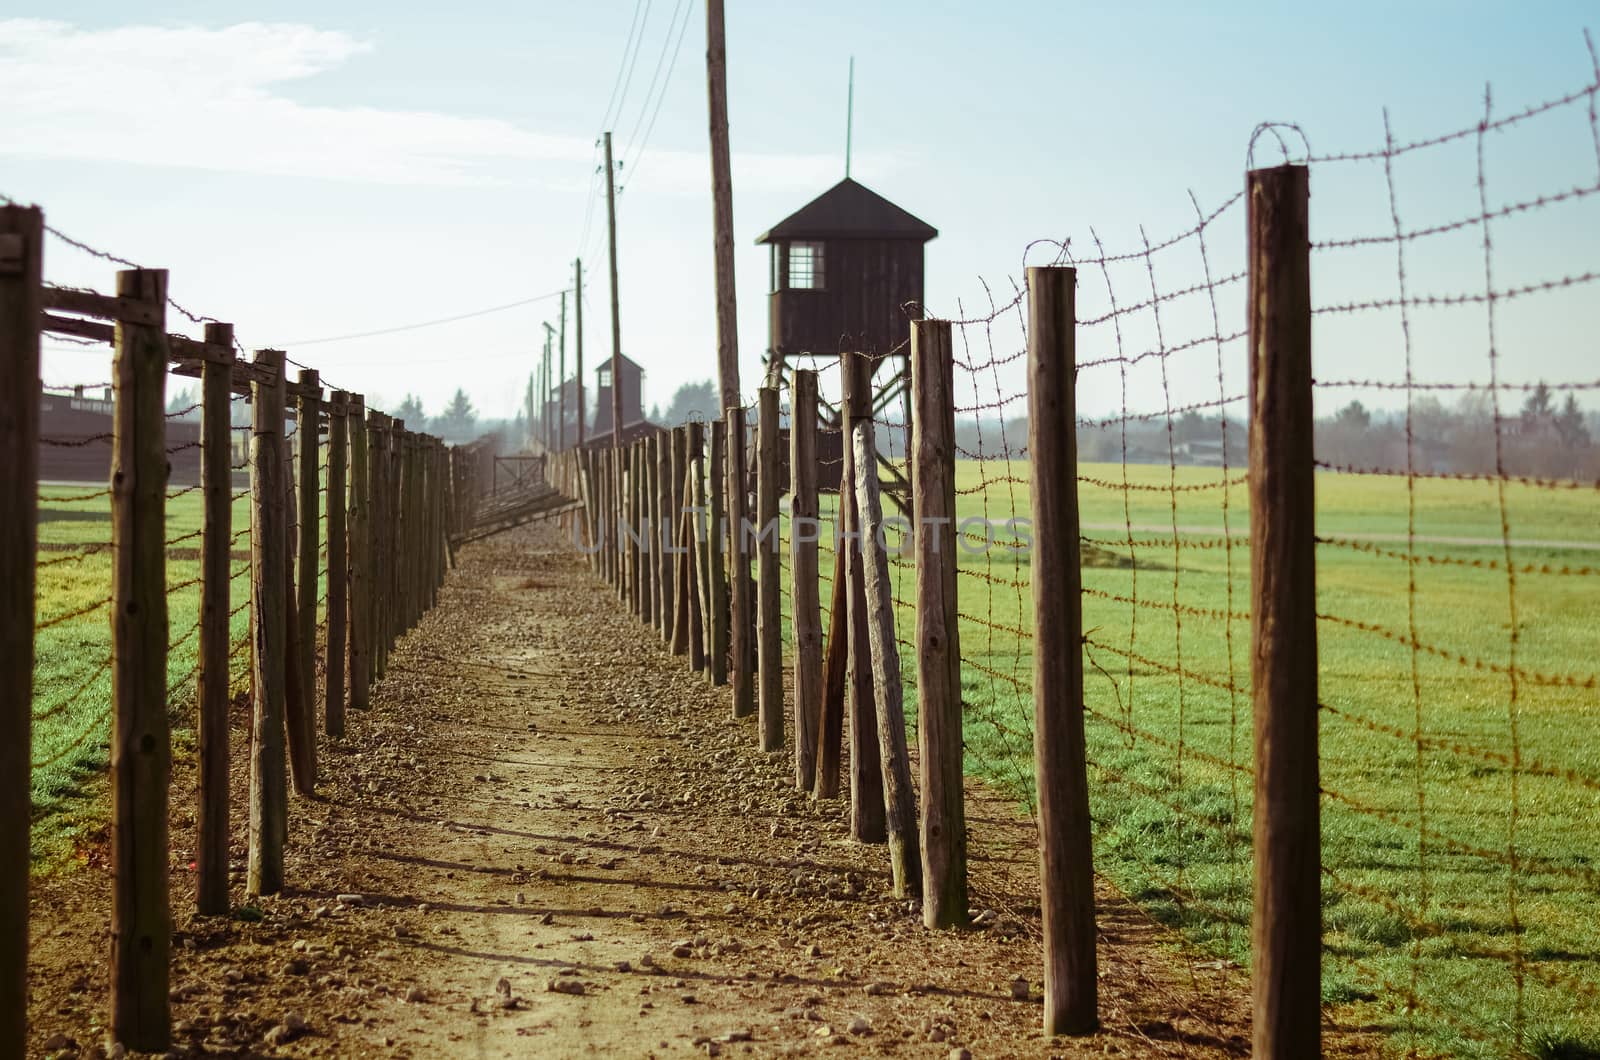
(673, 46, 1600, 1060)
(0, 202, 480, 1055)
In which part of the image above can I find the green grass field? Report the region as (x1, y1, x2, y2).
(30, 482, 316, 866)
(779, 459, 1599, 1059)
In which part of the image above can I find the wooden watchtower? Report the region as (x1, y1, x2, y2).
(756, 177, 937, 503)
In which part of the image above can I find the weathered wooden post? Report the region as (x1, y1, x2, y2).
(348, 395, 370, 710)
(707, 420, 730, 686)
(326, 391, 348, 737)
(1248, 163, 1319, 1060)
(669, 427, 689, 652)
(756, 387, 784, 751)
(249, 350, 289, 898)
(814, 546, 848, 800)
(294, 369, 321, 784)
(196, 321, 235, 917)
(841, 353, 884, 842)
(110, 267, 172, 1052)
(911, 319, 966, 928)
(851, 397, 920, 896)
(368, 413, 388, 681)
(727, 405, 755, 718)
(0, 204, 42, 1058)
(1027, 266, 1097, 1033)
(646, 435, 662, 629)
(790, 371, 822, 789)
(687, 422, 708, 672)
(656, 432, 674, 640)
(633, 441, 648, 621)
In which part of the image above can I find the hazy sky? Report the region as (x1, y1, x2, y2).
(3, 3, 1596, 426)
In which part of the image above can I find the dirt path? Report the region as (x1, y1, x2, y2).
(27, 521, 1283, 1059)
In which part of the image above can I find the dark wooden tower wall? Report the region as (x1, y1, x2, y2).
(767, 238, 925, 357)
(591, 352, 645, 438)
(758, 178, 937, 360)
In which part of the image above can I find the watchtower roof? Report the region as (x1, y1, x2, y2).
(756, 178, 937, 244)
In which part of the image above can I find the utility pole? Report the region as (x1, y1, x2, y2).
(543, 322, 557, 452)
(558, 291, 568, 451)
(706, 0, 741, 415)
(604, 131, 625, 447)
(535, 338, 546, 452)
(575, 258, 586, 449)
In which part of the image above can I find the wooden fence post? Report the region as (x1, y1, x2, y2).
(368, 413, 388, 681)
(911, 319, 967, 928)
(0, 204, 42, 1058)
(110, 267, 172, 1053)
(790, 371, 822, 789)
(249, 350, 289, 898)
(727, 405, 755, 718)
(756, 387, 784, 751)
(326, 391, 348, 737)
(633, 441, 647, 621)
(850, 399, 920, 896)
(647, 435, 662, 630)
(669, 428, 688, 652)
(814, 543, 848, 801)
(293, 369, 321, 787)
(656, 433, 673, 640)
(348, 395, 370, 711)
(1027, 265, 1098, 1033)
(707, 420, 730, 686)
(688, 422, 708, 672)
(1247, 163, 1319, 1060)
(196, 322, 235, 917)
(841, 353, 884, 842)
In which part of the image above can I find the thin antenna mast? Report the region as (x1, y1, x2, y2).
(845, 57, 855, 178)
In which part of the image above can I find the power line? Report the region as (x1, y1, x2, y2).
(269, 289, 569, 348)
(598, 0, 651, 135)
(621, 0, 688, 163)
(621, 0, 694, 192)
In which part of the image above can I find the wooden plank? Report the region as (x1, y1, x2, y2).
(1247, 164, 1319, 1060)
(911, 320, 967, 928)
(841, 352, 884, 842)
(110, 267, 172, 1052)
(851, 406, 920, 897)
(0, 206, 42, 1059)
(348, 396, 370, 711)
(756, 387, 784, 751)
(40, 312, 114, 345)
(789, 371, 822, 788)
(727, 405, 755, 718)
(42, 284, 161, 325)
(326, 392, 348, 738)
(248, 350, 289, 898)
(1027, 266, 1098, 1033)
(196, 322, 234, 917)
(707, 421, 730, 686)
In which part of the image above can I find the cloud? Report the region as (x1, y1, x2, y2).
(0, 19, 885, 192)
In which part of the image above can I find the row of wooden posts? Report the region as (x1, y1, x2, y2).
(0, 204, 489, 1055)
(546, 164, 1318, 1057)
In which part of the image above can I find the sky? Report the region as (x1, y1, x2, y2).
(3, 2, 1597, 428)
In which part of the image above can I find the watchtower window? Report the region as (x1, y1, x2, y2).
(787, 241, 825, 290)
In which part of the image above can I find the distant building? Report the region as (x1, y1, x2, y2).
(584, 353, 660, 449)
(757, 176, 937, 360)
(39, 384, 206, 485)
